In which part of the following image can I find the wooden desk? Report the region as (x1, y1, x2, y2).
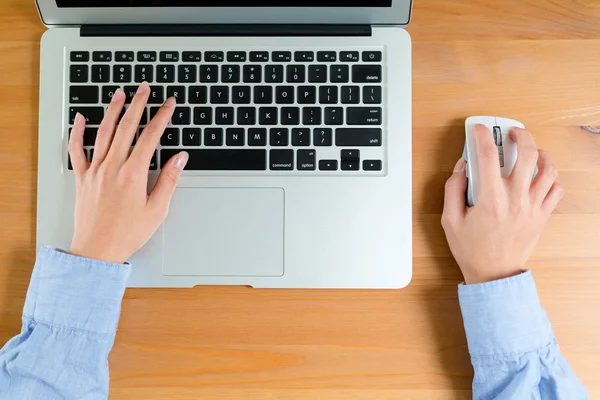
(1, 1, 599, 398)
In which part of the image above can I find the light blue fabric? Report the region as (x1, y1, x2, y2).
(0, 248, 588, 399)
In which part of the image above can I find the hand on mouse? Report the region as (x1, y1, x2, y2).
(67, 83, 189, 264)
(441, 124, 564, 284)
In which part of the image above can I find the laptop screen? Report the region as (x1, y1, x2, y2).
(56, 0, 392, 7)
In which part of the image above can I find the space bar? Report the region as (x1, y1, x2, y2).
(160, 149, 267, 170)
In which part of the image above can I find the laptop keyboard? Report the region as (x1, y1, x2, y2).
(67, 49, 384, 174)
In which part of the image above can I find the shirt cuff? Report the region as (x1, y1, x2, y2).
(458, 270, 554, 358)
(23, 246, 131, 335)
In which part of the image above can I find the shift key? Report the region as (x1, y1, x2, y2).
(346, 107, 382, 125)
(69, 107, 104, 124)
(336, 128, 382, 146)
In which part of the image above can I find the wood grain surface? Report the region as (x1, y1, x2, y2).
(1, 0, 599, 398)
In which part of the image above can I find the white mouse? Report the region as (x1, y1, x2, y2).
(463, 116, 526, 206)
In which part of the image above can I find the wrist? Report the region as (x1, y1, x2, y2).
(68, 244, 127, 264)
(462, 268, 524, 285)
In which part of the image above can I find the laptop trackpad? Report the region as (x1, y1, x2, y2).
(162, 188, 284, 277)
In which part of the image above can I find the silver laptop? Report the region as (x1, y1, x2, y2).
(35, 0, 413, 288)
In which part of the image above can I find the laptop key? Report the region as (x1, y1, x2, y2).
(70, 51, 89, 62)
(222, 65, 240, 83)
(210, 86, 229, 104)
(172, 107, 191, 125)
(226, 128, 245, 146)
(346, 107, 382, 125)
(297, 149, 316, 170)
(215, 107, 234, 125)
(319, 86, 338, 104)
(69, 127, 97, 146)
(243, 65, 262, 83)
(101, 86, 120, 103)
(137, 51, 156, 62)
(324, 107, 343, 125)
(182, 128, 201, 146)
(297, 86, 316, 104)
(69, 107, 104, 124)
(200, 65, 218, 83)
(254, 86, 272, 104)
(275, 86, 294, 104)
(123, 86, 138, 103)
(134, 65, 153, 83)
(308, 65, 327, 83)
(161, 149, 266, 170)
(341, 161, 360, 171)
(149, 151, 157, 170)
(291, 128, 310, 146)
(340, 51, 360, 62)
(250, 51, 269, 62)
(281, 107, 300, 125)
(272, 51, 292, 62)
(317, 51, 337, 62)
(341, 86, 360, 104)
(188, 86, 207, 104)
(270, 149, 294, 170)
(69, 86, 99, 104)
(362, 51, 382, 62)
(259, 107, 278, 125)
(149, 86, 165, 104)
(265, 65, 284, 83)
(178, 65, 197, 83)
(92, 51, 112, 62)
(167, 86, 186, 103)
(232, 86, 251, 104)
(205, 51, 224, 62)
(70, 65, 88, 83)
(352, 65, 382, 83)
(314, 128, 332, 146)
(302, 107, 321, 125)
(363, 159, 382, 171)
(286, 65, 305, 83)
(336, 128, 382, 146)
(115, 51, 134, 62)
(113, 65, 132, 83)
(159, 51, 179, 62)
(91, 65, 110, 82)
(237, 107, 256, 125)
(227, 51, 247, 62)
(363, 86, 382, 104)
(204, 128, 223, 146)
(149, 107, 160, 120)
(194, 107, 213, 125)
(248, 128, 267, 146)
(319, 159, 338, 171)
(161, 128, 179, 146)
(270, 128, 289, 146)
(294, 51, 314, 62)
(330, 65, 349, 83)
(157, 65, 175, 82)
(182, 51, 201, 62)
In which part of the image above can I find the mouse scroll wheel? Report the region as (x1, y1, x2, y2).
(492, 126, 503, 146)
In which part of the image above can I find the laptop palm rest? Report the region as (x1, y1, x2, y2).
(162, 187, 284, 277)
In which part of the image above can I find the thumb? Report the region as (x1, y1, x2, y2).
(147, 151, 188, 216)
(442, 159, 468, 227)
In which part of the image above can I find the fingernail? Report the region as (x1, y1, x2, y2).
(174, 151, 189, 170)
(454, 158, 465, 172)
(112, 88, 124, 102)
(74, 112, 83, 125)
(137, 82, 149, 94)
(165, 97, 176, 107)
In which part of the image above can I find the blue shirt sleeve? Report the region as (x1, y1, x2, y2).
(458, 270, 588, 399)
(0, 246, 130, 400)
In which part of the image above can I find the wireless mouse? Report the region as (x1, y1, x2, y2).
(463, 116, 526, 206)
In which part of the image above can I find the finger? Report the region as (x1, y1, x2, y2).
(530, 150, 558, 205)
(541, 182, 564, 216)
(93, 88, 125, 166)
(509, 127, 539, 193)
(147, 151, 189, 216)
(108, 82, 150, 163)
(442, 159, 468, 229)
(129, 97, 176, 168)
(472, 124, 502, 196)
(68, 112, 89, 174)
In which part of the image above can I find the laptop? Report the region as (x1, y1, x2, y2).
(35, 0, 413, 288)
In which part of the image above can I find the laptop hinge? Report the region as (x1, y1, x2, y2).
(80, 24, 372, 37)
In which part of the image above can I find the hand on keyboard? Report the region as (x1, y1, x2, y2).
(67, 82, 188, 264)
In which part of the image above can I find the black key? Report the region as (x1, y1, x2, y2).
(297, 86, 316, 104)
(302, 107, 321, 125)
(149, 86, 165, 104)
(362, 51, 382, 62)
(178, 65, 197, 83)
(275, 86, 294, 104)
(161, 149, 266, 170)
(237, 107, 256, 125)
(341, 161, 360, 171)
(215, 107, 234, 125)
(70, 51, 89, 62)
(205, 51, 224, 62)
(313, 128, 332, 146)
(69, 107, 103, 124)
(340, 51, 359, 62)
(101, 86, 120, 103)
(69, 127, 98, 146)
(113, 65, 132, 83)
(297, 149, 316, 170)
(341, 86, 360, 104)
(134, 65, 153, 83)
(167, 86, 186, 103)
(172, 107, 191, 125)
(157, 65, 175, 82)
(352, 65, 382, 83)
(254, 86, 272, 104)
(336, 128, 382, 146)
(149, 151, 157, 170)
(272, 51, 292, 62)
(294, 51, 314, 62)
(324, 107, 343, 125)
(159, 51, 179, 62)
(183, 128, 201, 146)
(117, 108, 126, 123)
(149, 107, 160, 120)
(88, 148, 95, 163)
(363, 86, 382, 104)
(138, 109, 149, 125)
(204, 128, 223, 146)
(281, 107, 300, 125)
(222, 65, 240, 83)
(115, 51, 134, 62)
(183, 51, 202, 62)
(270, 128, 288, 146)
(161, 128, 179, 146)
(194, 107, 213, 125)
(200, 65, 218, 83)
(265, 65, 284, 83)
(210, 86, 229, 104)
(319, 86, 338, 104)
(69, 86, 99, 103)
(91, 65, 110, 83)
(259, 107, 278, 125)
(346, 107, 382, 125)
(92, 51, 112, 62)
(137, 51, 156, 62)
(123, 86, 139, 103)
(286, 65, 305, 83)
(250, 51, 269, 62)
(270, 149, 294, 170)
(341, 149, 359, 161)
(188, 86, 207, 104)
(363, 159, 382, 171)
(227, 51, 247, 62)
(291, 128, 310, 146)
(248, 128, 267, 146)
(308, 65, 327, 83)
(232, 86, 251, 104)
(226, 128, 245, 146)
(330, 65, 349, 83)
(317, 51, 337, 62)
(319, 159, 338, 171)
(243, 65, 262, 83)
(70, 65, 88, 83)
